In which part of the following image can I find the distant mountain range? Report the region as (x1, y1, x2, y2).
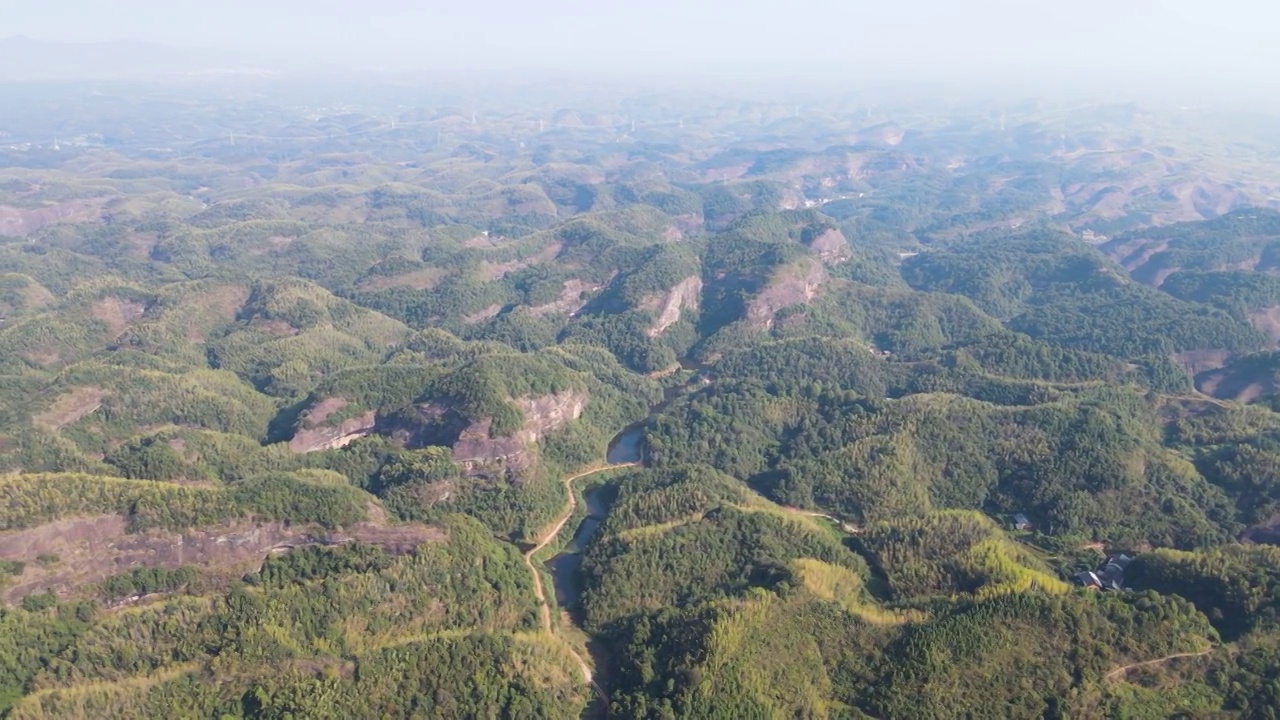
(0, 36, 274, 81)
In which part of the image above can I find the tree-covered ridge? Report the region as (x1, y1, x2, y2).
(903, 231, 1269, 358)
(9, 85, 1280, 718)
(644, 380, 1246, 548)
(856, 511, 1068, 600)
(0, 517, 576, 718)
(587, 473, 1222, 719)
(0, 471, 372, 532)
(1104, 208, 1280, 287)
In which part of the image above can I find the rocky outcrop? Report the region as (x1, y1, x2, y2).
(290, 390, 588, 472)
(289, 399, 376, 453)
(0, 514, 445, 603)
(746, 259, 827, 330)
(529, 279, 603, 317)
(643, 276, 703, 337)
(804, 227, 852, 264)
(450, 390, 588, 473)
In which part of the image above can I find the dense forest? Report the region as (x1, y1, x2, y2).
(5, 80, 1280, 718)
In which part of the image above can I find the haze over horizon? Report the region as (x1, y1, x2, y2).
(6, 0, 1280, 101)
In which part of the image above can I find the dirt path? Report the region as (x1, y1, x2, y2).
(522, 462, 636, 698)
(1105, 649, 1213, 680)
(788, 507, 862, 535)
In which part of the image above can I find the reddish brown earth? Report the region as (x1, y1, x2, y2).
(91, 297, 148, 337)
(291, 390, 587, 474)
(251, 318, 300, 336)
(1171, 349, 1232, 377)
(1242, 512, 1280, 545)
(184, 284, 251, 343)
(450, 390, 588, 473)
(1248, 306, 1280, 345)
(463, 303, 504, 325)
(32, 387, 107, 431)
(1196, 364, 1278, 404)
(0, 515, 445, 603)
(479, 242, 563, 281)
(0, 201, 103, 237)
(357, 267, 447, 291)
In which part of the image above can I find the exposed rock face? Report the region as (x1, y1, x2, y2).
(805, 228, 852, 264)
(450, 390, 588, 473)
(290, 390, 587, 472)
(746, 259, 827, 329)
(529, 279, 603, 317)
(0, 515, 445, 603)
(289, 400, 377, 453)
(643, 276, 703, 337)
(463, 303, 504, 325)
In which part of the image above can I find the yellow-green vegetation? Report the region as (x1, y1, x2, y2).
(208, 278, 412, 397)
(0, 274, 54, 321)
(10, 87, 1280, 719)
(0, 517, 566, 717)
(0, 471, 371, 531)
(650, 380, 1241, 548)
(579, 466, 872, 634)
(790, 558, 923, 625)
(858, 510, 1069, 601)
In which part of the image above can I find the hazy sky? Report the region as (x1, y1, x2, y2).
(8, 0, 1280, 86)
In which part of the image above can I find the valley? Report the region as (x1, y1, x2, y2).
(5, 78, 1280, 718)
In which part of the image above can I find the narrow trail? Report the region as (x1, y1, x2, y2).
(1105, 649, 1213, 680)
(521, 462, 637, 704)
(789, 507, 863, 535)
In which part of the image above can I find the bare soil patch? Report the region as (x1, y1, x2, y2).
(1171, 349, 1231, 377)
(91, 297, 148, 337)
(33, 387, 107, 431)
(479, 242, 563, 281)
(304, 397, 350, 427)
(464, 234, 497, 249)
(529, 279, 602, 317)
(1248, 306, 1280, 345)
(463, 303, 504, 325)
(0, 514, 446, 604)
(358, 267, 447, 292)
(0, 200, 103, 237)
(252, 318, 300, 336)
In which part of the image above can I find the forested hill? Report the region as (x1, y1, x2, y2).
(4, 85, 1280, 717)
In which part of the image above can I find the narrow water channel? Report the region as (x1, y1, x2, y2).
(548, 486, 610, 609)
(549, 364, 709, 610)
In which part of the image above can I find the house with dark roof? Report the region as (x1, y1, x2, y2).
(1013, 513, 1032, 531)
(1073, 554, 1132, 592)
(1074, 571, 1103, 590)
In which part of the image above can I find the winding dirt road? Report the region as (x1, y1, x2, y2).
(521, 462, 637, 699)
(789, 507, 862, 534)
